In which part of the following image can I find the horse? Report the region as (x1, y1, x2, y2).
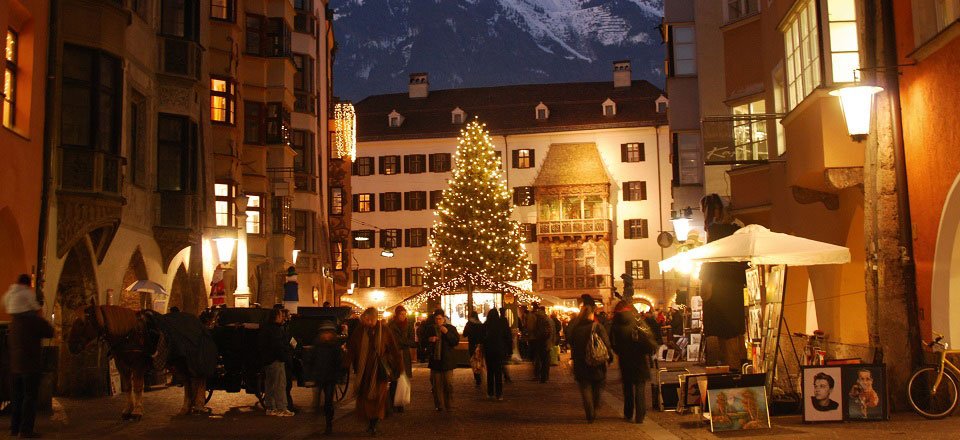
(67, 304, 158, 420)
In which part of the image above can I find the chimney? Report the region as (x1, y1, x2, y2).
(409, 72, 429, 98)
(613, 60, 632, 88)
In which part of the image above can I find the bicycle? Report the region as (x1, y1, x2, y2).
(908, 332, 960, 419)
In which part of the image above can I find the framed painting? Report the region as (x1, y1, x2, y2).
(842, 365, 887, 421)
(707, 385, 771, 432)
(745, 266, 762, 304)
(802, 366, 843, 422)
(679, 373, 707, 410)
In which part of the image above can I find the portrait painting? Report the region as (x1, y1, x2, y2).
(680, 374, 707, 410)
(707, 386, 771, 432)
(842, 365, 886, 421)
(745, 266, 762, 303)
(802, 367, 843, 422)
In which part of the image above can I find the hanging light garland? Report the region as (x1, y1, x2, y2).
(402, 272, 540, 310)
(334, 102, 356, 161)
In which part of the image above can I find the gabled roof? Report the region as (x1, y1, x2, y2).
(534, 143, 611, 187)
(354, 80, 666, 141)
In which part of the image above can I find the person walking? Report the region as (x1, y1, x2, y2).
(386, 305, 415, 413)
(346, 308, 402, 436)
(462, 311, 485, 388)
(528, 305, 554, 383)
(568, 296, 612, 423)
(482, 309, 511, 400)
(4, 275, 53, 438)
(498, 307, 514, 384)
(310, 320, 345, 435)
(259, 308, 294, 417)
(422, 310, 460, 411)
(610, 300, 657, 424)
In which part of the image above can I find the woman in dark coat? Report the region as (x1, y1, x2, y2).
(462, 311, 485, 387)
(345, 308, 403, 436)
(610, 300, 657, 423)
(568, 298, 612, 423)
(387, 305, 416, 413)
(481, 309, 511, 400)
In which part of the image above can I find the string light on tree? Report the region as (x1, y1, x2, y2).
(424, 119, 531, 309)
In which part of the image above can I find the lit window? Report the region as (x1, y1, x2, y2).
(215, 183, 235, 226)
(354, 193, 374, 212)
(670, 26, 696, 76)
(332, 241, 345, 271)
(3, 29, 17, 128)
(627, 260, 651, 280)
(732, 100, 768, 161)
(330, 187, 344, 215)
(246, 195, 262, 234)
(621, 143, 645, 162)
(513, 149, 534, 169)
(210, 78, 236, 124)
(381, 229, 401, 248)
(783, 0, 821, 110)
(676, 133, 703, 185)
(826, 0, 860, 83)
(380, 155, 400, 175)
(210, 0, 235, 21)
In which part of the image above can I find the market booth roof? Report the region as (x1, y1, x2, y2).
(395, 273, 538, 309)
(659, 224, 851, 271)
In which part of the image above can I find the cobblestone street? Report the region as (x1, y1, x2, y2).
(4, 358, 960, 439)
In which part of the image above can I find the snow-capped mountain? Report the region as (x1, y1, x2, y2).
(332, 0, 664, 101)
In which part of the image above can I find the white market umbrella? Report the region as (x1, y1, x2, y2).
(124, 280, 169, 296)
(659, 224, 851, 272)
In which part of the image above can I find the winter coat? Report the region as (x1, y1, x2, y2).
(463, 319, 485, 354)
(609, 310, 657, 384)
(387, 318, 416, 377)
(482, 312, 512, 364)
(2, 284, 40, 315)
(8, 312, 54, 374)
(310, 334, 345, 384)
(259, 321, 293, 365)
(421, 323, 460, 371)
(568, 315, 611, 383)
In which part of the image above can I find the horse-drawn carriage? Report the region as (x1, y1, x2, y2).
(203, 306, 353, 406)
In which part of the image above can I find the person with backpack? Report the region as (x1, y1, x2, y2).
(568, 295, 612, 423)
(610, 300, 657, 424)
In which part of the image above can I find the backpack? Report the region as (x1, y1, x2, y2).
(631, 315, 657, 351)
(585, 322, 609, 367)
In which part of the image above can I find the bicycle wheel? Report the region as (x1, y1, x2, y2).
(909, 367, 959, 419)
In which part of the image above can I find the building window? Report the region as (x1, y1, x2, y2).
(215, 182, 235, 227)
(265, 102, 289, 144)
(61, 45, 122, 152)
(353, 157, 374, 176)
(406, 267, 424, 286)
(156, 114, 196, 192)
(294, 210, 315, 252)
(243, 101, 264, 144)
(429, 153, 452, 172)
(273, 196, 293, 235)
(330, 187, 344, 215)
(826, 0, 860, 83)
(380, 268, 402, 288)
(675, 133, 703, 185)
(657, 100, 668, 113)
(210, 0, 234, 21)
(380, 192, 401, 211)
(354, 269, 375, 288)
(405, 154, 426, 173)
(293, 0, 315, 34)
(726, 0, 760, 23)
(512, 149, 535, 169)
(353, 193, 374, 213)
(291, 130, 313, 174)
(623, 181, 647, 201)
(211, 77, 236, 124)
(129, 93, 147, 187)
(379, 155, 400, 175)
(429, 190, 443, 209)
(405, 191, 427, 210)
(246, 194, 262, 234)
(332, 241, 345, 271)
(626, 260, 651, 280)
(293, 54, 315, 113)
(621, 143, 645, 162)
(783, 0, 821, 110)
(3, 29, 16, 128)
(161, 0, 199, 40)
(353, 230, 375, 249)
(381, 229, 401, 248)
(549, 248, 606, 290)
(670, 25, 696, 76)
(522, 223, 537, 243)
(452, 112, 463, 124)
(389, 115, 400, 127)
(245, 14, 264, 55)
(603, 104, 615, 117)
(405, 228, 427, 247)
(513, 186, 535, 206)
(732, 100, 768, 161)
(624, 219, 649, 239)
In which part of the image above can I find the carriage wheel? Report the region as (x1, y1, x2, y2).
(335, 374, 350, 402)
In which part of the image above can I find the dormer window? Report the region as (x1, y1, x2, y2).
(602, 98, 617, 117)
(451, 107, 465, 124)
(535, 102, 549, 120)
(656, 95, 668, 113)
(388, 109, 404, 127)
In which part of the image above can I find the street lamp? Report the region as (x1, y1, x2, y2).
(830, 85, 884, 141)
(213, 238, 236, 265)
(292, 249, 301, 265)
(670, 207, 694, 242)
(380, 248, 394, 258)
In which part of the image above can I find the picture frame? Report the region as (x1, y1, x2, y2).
(765, 265, 786, 303)
(706, 385, 771, 432)
(679, 373, 708, 410)
(748, 305, 763, 341)
(825, 358, 862, 366)
(745, 266, 762, 304)
(841, 365, 887, 421)
(802, 366, 844, 422)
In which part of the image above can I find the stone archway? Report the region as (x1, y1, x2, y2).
(168, 264, 192, 313)
(931, 173, 960, 345)
(0, 207, 28, 319)
(119, 247, 149, 309)
(56, 241, 109, 396)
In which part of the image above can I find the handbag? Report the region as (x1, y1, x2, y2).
(470, 345, 485, 374)
(394, 373, 411, 406)
(585, 322, 609, 367)
(549, 344, 560, 366)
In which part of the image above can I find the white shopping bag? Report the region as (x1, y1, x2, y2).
(394, 373, 411, 406)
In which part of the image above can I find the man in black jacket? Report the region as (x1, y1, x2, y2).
(422, 310, 460, 411)
(5, 274, 53, 438)
(259, 308, 294, 417)
(610, 300, 657, 423)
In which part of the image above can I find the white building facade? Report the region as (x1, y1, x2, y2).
(348, 62, 677, 310)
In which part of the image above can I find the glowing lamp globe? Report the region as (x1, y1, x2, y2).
(214, 238, 236, 264)
(829, 85, 884, 140)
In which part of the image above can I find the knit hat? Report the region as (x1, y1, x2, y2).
(286, 266, 297, 276)
(580, 294, 596, 308)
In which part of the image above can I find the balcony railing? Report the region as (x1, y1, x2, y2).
(58, 146, 125, 195)
(159, 37, 201, 79)
(537, 219, 610, 236)
(156, 192, 196, 228)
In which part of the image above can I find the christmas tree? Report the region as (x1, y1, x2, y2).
(424, 119, 530, 307)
